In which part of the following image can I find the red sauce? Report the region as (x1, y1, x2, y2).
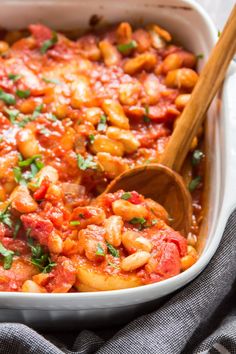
(0, 23, 202, 292)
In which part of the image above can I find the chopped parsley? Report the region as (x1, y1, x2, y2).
(40, 127, 51, 136)
(40, 31, 58, 54)
(0, 89, 16, 105)
(117, 40, 137, 54)
(95, 243, 105, 257)
(14, 155, 44, 185)
(16, 89, 31, 99)
(189, 176, 202, 192)
(151, 219, 158, 225)
(19, 155, 43, 169)
(77, 154, 97, 170)
(32, 104, 44, 119)
(0, 136, 3, 143)
(107, 261, 119, 269)
(97, 115, 107, 132)
(47, 113, 58, 122)
(143, 116, 150, 123)
(121, 192, 131, 200)
(30, 177, 43, 189)
(192, 149, 204, 166)
(27, 237, 56, 273)
(26, 228, 32, 238)
(8, 73, 22, 82)
(143, 105, 150, 123)
(69, 220, 81, 226)
(0, 242, 14, 270)
(13, 219, 22, 239)
(218, 30, 221, 37)
(88, 134, 95, 144)
(42, 77, 62, 85)
(4, 108, 19, 124)
(17, 116, 32, 128)
(106, 241, 120, 258)
(13, 167, 27, 186)
(5, 104, 43, 127)
(0, 205, 12, 228)
(129, 217, 147, 230)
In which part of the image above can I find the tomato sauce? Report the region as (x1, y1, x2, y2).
(0, 22, 203, 292)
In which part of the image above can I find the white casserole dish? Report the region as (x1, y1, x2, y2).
(0, 0, 235, 330)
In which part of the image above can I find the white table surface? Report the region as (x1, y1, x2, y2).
(196, 0, 235, 29)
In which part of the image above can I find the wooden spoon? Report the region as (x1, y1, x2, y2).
(104, 5, 236, 236)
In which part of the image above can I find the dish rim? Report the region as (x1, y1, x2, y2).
(0, 0, 233, 306)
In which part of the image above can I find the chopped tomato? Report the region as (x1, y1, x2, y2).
(45, 257, 76, 293)
(21, 213, 53, 246)
(29, 24, 53, 46)
(33, 179, 50, 201)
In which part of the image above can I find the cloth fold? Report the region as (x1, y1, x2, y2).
(0, 210, 236, 354)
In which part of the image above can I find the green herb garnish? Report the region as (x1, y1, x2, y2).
(107, 261, 119, 269)
(0, 89, 16, 105)
(47, 113, 58, 122)
(121, 192, 131, 200)
(8, 73, 22, 82)
(192, 149, 204, 166)
(40, 31, 58, 54)
(15, 155, 44, 184)
(143, 116, 151, 123)
(13, 220, 22, 239)
(26, 228, 32, 238)
(13, 167, 27, 186)
(17, 116, 32, 128)
(106, 242, 119, 258)
(77, 154, 97, 170)
(143, 105, 150, 123)
(95, 243, 105, 257)
(0, 136, 3, 143)
(32, 104, 44, 119)
(0, 206, 12, 228)
(19, 155, 43, 168)
(189, 176, 202, 192)
(16, 89, 31, 99)
(69, 220, 81, 226)
(4, 108, 19, 124)
(117, 40, 137, 54)
(129, 217, 147, 230)
(0, 242, 14, 270)
(42, 77, 62, 85)
(89, 134, 95, 143)
(151, 219, 158, 225)
(40, 127, 51, 136)
(97, 115, 107, 132)
(30, 177, 43, 189)
(27, 237, 56, 273)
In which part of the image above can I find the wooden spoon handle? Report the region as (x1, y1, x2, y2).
(161, 5, 236, 172)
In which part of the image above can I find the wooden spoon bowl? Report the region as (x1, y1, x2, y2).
(105, 164, 192, 236)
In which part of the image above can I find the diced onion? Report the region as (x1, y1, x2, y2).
(61, 183, 86, 196)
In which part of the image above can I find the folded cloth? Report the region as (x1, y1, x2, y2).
(0, 209, 236, 354)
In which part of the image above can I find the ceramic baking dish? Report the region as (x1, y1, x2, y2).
(0, 0, 235, 330)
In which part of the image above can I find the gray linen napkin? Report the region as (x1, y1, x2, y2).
(0, 209, 236, 354)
